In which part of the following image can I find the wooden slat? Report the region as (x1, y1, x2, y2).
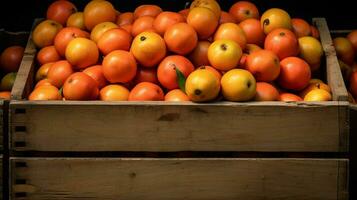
(0, 101, 3, 152)
(9, 158, 348, 200)
(313, 18, 349, 101)
(9, 100, 349, 152)
(0, 155, 3, 200)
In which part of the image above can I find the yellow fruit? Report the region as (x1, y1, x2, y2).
(300, 82, 331, 99)
(221, 69, 256, 101)
(208, 39, 242, 71)
(304, 89, 332, 101)
(185, 68, 220, 102)
(298, 36, 323, 71)
(261, 8, 292, 34)
(90, 22, 118, 43)
(0, 72, 17, 91)
(190, 0, 221, 18)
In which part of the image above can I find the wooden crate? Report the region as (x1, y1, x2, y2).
(0, 30, 29, 152)
(9, 157, 348, 200)
(9, 18, 349, 153)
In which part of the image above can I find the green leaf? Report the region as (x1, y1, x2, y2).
(59, 87, 63, 96)
(175, 67, 186, 93)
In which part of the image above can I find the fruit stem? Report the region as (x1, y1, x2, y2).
(194, 89, 202, 95)
(220, 44, 228, 51)
(140, 36, 146, 41)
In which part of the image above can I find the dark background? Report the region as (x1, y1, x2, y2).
(0, 0, 356, 31)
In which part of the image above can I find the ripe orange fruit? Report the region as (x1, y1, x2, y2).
(229, 1, 259, 23)
(97, 28, 132, 55)
(37, 46, 61, 65)
(134, 5, 163, 19)
(65, 37, 99, 69)
(153, 12, 185, 36)
(264, 28, 299, 60)
(333, 37, 355, 65)
(32, 20, 63, 48)
(189, 41, 211, 67)
(244, 44, 262, 54)
(239, 18, 265, 46)
(190, 0, 221, 18)
(66, 12, 85, 30)
(278, 92, 303, 101)
(63, 72, 99, 100)
(0, 46, 24, 72)
(0, 72, 17, 91)
(121, 24, 132, 34)
(291, 18, 311, 38)
(165, 89, 190, 101)
(35, 79, 53, 89)
(279, 57, 311, 90)
(131, 16, 155, 37)
(164, 23, 198, 55)
(187, 7, 218, 39)
(347, 30, 357, 51)
(54, 27, 90, 57)
(29, 85, 62, 100)
(214, 23, 247, 50)
(83, 65, 108, 89)
(134, 67, 159, 84)
(131, 32, 166, 67)
(102, 50, 137, 83)
(246, 49, 280, 82)
(116, 12, 134, 26)
(47, 60, 74, 88)
(46, 0, 77, 26)
(128, 82, 164, 101)
(197, 65, 222, 81)
(219, 11, 236, 24)
(300, 81, 331, 99)
(83, 0, 117, 31)
(36, 62, 54, 82)
(100, 84, 130, 101)
(255, 82, 279, 101)
(208, 39, 242, 71)
(310, 25, 320, 39)
(157, 55, 195, 90)
(0, 91, 11, 100)
(90, 22, 118, 43)
(261, 8, 292, 34)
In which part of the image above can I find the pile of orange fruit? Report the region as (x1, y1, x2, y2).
(29, 0, 332, 102)
(333, 30, 357, 103)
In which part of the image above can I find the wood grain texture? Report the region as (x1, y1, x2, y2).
(9, 158, 348, 200)
(313, 18, 349, 101)
(9, 101, 349, 152)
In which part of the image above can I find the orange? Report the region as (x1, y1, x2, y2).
(66, 12, 85, 30)
(190, 0, 221, 18)
(128, 82, 164, 101)
(188, 41, 211, 67)
(0, 46, 24, 72)
(131, 16, 155, 37)
(36, 62, 54, 82)
(47, 60, 74, 88)
(63, 72, 99, 100)
(97, 28, 132, 55)
(54, 27, 90, 57)
(46, 0, 77, 26)
(35, 79, 53, 89)
(333, 37, 355, 65)
(29, 85, 62, 100)
(214, 23, 247, 50)
(291, 18, 311, 38)
(264, 28, 299, 60)
(219, 11, 236, 24)
(208, 39, 242, 71)
(165, 89, 190, 101)
(300, 81, 331, 99)
(187, 7, 218, 39)
(102, 50, 137, 83)
(131, 32, 166, 67)
(164, 23, 198, 55)
(254, 82, 279, 101)
(83, 0, 116, 31)
(261, 8, 292, 34)
(347, 30, 357, 51)
(90, 22, 118, 43)
(134, 67, 159, 84)
(278, 57, 311, 91)
(278, 93, 303, 101)
(239, 18, 265, 46)
(157, 55, 195, 90)
(229, 1, 259, 23)
(0, 91, 11, 100)
(304, 89, 332, 101)
(153, 12, 185, 36)
(121, 24, 132, 34)
(37, 46, 61, 65)
(246, 49, 280, 82)
(32, 20, 63, 48)
(65, 38, 99, 69)
(310, 25, 320, 39)
(133, 5, 162, 19)
(197, 65, 222, 81)
(100, 84, 129, 101)
(116, 12, 134, 26)
(83, 65, 108, 89)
